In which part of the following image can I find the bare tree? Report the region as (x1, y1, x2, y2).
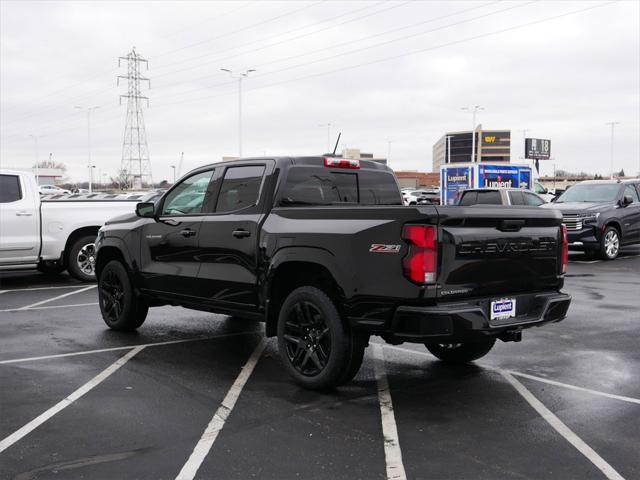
(110, 169, 130, 191)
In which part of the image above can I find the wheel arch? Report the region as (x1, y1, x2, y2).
(63, 226, 101, 266)
(264, 248, 350, 337)
(603, 219, 622, 239)
(95, 238, 134, 279)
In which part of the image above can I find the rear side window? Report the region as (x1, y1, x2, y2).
(524, 192, 545, 206)
(215, 165, 266, 213)
(0, 175, 22, 203)
(359, 171, 402, 205)
(476, 190, 502, 205)
(459, 191, 477, 206)
(508, 191, 525, 205)
(280, 168, 358, 205)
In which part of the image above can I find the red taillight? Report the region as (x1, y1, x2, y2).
(561, 224, 568, 274)
(402, 225, 437, 284)
(324, 157, 360, 169)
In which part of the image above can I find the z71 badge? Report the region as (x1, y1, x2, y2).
(369, 244, 401, 253)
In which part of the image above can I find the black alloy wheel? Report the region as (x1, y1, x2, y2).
(277, 286, 364, 390)
(99, 268, 126, 323)
(283, 301, 331, 376)
(98, 260, 148, 331)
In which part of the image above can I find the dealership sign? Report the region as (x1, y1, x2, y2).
(525, 138, 551, 160)
(479, 164, 531, 190)
(442, 166, 472, 205)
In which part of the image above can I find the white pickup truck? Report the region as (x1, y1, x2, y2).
(0, 170, 140, 281)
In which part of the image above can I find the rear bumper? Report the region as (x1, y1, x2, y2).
(370, 291, 571, 343)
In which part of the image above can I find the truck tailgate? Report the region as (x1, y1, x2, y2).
(435, 206, 563, 299)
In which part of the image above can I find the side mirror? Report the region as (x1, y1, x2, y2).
(622, 195, 633, 206)
(136, 202, 156, 218)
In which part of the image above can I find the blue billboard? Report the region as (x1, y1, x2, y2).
(478, 164, 531, 190)
(442, 166, 472, 205)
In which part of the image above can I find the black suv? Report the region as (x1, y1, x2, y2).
(542, 179, 640, 260)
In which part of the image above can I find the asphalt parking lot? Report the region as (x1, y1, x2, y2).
(1, 248, 639, 480)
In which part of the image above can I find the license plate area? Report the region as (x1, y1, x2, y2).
(490, 298, 517, 321)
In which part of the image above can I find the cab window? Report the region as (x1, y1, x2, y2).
(215, 165, 266, 213)
(508, 191, 525, 205)
(0, 175, 22, 203)
(161, 170, 215, 215)
(624, 184, 639, 203)
(524, 192, 545, 206)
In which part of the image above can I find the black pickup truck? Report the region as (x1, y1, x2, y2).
(95, 156, 571, 389)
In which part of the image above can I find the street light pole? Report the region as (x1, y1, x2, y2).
(445, 135, 453, 164)
(462, 105, 484, 163)
(605, 121, 620, 179)
(221, 68, 255, 157)
(75, 105, 100, 192)
(171, 165, 176, 184)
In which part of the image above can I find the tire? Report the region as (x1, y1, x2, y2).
(425, 338, 496, 364)
(66, 234, 98, 282)
(277, 286, 361, 390)
(37, 261, 66, 275)
(98, 260, 148, 331)
(599, 226, 620, 260)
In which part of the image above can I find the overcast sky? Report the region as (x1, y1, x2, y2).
(1, 0, 639, 183)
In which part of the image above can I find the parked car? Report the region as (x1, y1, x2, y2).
(38, 184, 70, 195)
(458, 188, 546, 206)
(0, 170, 140, 281)
(95, 156, 570, 390)
(533, 181, 555, 203)
(542, 179, 640, 260)
(403, 189, 439, 205)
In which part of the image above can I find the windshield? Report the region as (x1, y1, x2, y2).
(556, 184, 621, 203)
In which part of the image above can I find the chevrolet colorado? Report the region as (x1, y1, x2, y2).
(95, 157, 571, 389)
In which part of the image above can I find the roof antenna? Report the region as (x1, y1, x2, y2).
(332, 132, 342, 156)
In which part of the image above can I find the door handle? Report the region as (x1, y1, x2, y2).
(16, 211, 33, 216)
(232, 229, 251, 238)
(180, 229, 196, 238)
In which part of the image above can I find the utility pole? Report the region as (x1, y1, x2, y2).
(171, 165, 176, 184)
(118, 47, 152, 190)
(28, 134, 41, 185)
(387, 140, 392, 166)
(605, 122, 620, 179)
(221, 68, 255, 157)
(445, 135, 453, 164)
(520, 129, 529, 160)
(75, 105, 100, 192)
(462, 105, 484, 162)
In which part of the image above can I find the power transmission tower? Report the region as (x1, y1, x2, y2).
(118, 47, 152, 189)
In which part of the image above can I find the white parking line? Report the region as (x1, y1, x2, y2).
(0, 302, 99, 313)
(384, 344, 640, 405)
(506, 370, 640, 406)
(0, 330, 263, 365)
(0, 285, 87, 293)
(1, 285, 97, 312)
(0, 346, 145, 454)
(175, 339, 266, 480)
(373, 344, 407, 480)
(500, 371, 624, 480)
